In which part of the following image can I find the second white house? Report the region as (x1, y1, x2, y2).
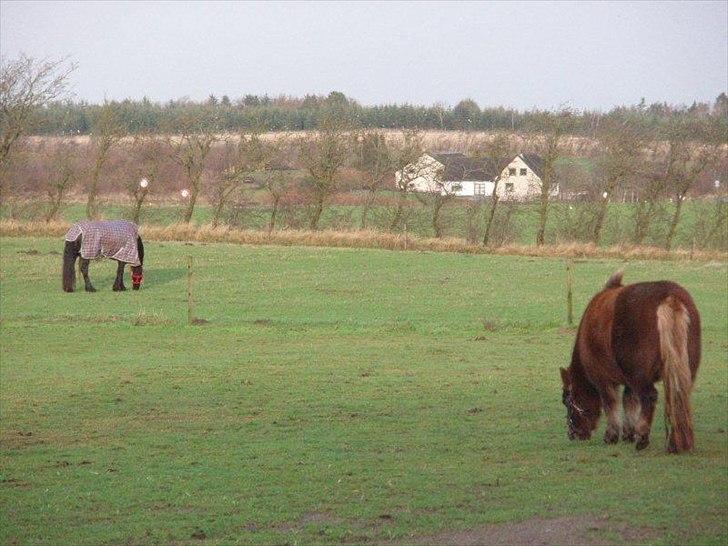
(396, 152, 556, 200)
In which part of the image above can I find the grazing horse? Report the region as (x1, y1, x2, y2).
(62, 220, 145, 292)
(560, 272, 700, 453)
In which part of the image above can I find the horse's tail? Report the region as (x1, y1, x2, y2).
(657, 295, 694, 453)
(62, 238, 80, 292)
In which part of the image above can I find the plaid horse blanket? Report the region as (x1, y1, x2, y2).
(65, 220, 141, 266)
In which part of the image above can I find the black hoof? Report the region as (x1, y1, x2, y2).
(635, 436, 649, 451)
(622, 431, 636, 443)
(604, 430, 619, 444)
(85, 286, 97, 293)
(113, 285, 126, 292)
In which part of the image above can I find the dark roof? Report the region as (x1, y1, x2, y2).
(427, 152, 498, 182)
(519, 153, 544, 179)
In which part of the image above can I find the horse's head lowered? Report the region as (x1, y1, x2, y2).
(131, 265, 143, 290)
(559, 367, 600, 440)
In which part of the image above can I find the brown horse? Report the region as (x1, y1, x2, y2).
(560, 272, 700, 453)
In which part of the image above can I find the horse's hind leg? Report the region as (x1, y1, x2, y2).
(599, 385, 621, 444)
(622, 386, 640, 443)
(79, 258, 96, 292)
(112, 261, 126, 291)
(634, 384, 658, 450)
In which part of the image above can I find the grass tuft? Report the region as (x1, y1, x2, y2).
(131, 310, 171, 326)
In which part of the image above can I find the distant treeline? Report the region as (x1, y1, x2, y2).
(33, 91, 728, 140)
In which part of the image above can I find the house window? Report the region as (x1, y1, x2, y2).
(451, 184, 463, 192)
(505, 182, 514, 192)
(474, 183, 486, 195)
(508, 167, 516, 176)
(520, 168, 527, 176)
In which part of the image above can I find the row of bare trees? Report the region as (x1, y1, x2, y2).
(2, 55, 725, 250)
(2, 115, 725, 249)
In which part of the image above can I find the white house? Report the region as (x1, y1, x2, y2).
(396, 152, 557, 201)
(395, 152, 496, 198)
(495, 154, 558, 200)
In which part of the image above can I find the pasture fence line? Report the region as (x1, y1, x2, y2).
(187, 255, 194, 326)
(0, 219, 725, 262)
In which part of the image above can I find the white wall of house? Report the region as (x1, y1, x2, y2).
(395, 154, 444, 193)
(495, 155, 558, 200)
(395, 154, 495, 197)
(451, 180, 495, 197)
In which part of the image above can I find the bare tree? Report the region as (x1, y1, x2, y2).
(299, 117, 348, 230)
(466, 133, 518, 246)
(661, 128, 721, 250)
(86, 102, 123, 218)
(123, 134, 162, 223)
(528, 109, 575, 246)
(411, 155, 459, 238)
(631, 165, 668, 246)
(590, 118, 647, 244)
(206, 139, 240, 227)
(166, 111, 218, 223)
(44, 141, 79, 222)
(0, 54, 74, 184)
(261, 136, 298, 233)
(208, 133, 269, 227)
(389, 130, 424, 231)
(352, 131, 394, 228)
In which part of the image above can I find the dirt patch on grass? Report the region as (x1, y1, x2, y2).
(0, 477, 32, 489)
(252, 318, 273, 326)
(16, 249, 60, 256)
(37, 314, 125, 324)
(190, 318, 210, 325)
(131, 311, 172, 326)
(299, 511, 341, 526)
(270, 511, 342, 533)
(411, 515, 658, 545)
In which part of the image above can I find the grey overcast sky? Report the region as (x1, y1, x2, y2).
(1, 0, 726, 109)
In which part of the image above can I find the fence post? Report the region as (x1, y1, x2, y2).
(187, 255, 193, 325)
(565, 259, 574, 327)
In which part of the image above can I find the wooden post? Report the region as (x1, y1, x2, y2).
(187, 255, 193, 325)
(690, 236, 695, 260)
(565, 259, 574, 327)
(404, 221, 408, 251)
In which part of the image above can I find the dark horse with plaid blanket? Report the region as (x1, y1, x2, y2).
(560, 272, 701, 453)
(62, 220, 145, 292)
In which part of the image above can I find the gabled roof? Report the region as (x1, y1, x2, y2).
(426, 152, 497, 182)
(519, 153, 544, 179)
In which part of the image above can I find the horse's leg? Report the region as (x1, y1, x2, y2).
(79, 258, 96, 292)
(634, 384, 658, 450)
(622, 386, 640, 443)
(599, 385, 621, 444)
(112, 261, 126, 291)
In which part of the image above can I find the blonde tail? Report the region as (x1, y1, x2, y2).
(656, 296, 694, 453)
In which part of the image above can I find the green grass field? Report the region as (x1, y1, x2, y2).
(1, 237, 726, 545)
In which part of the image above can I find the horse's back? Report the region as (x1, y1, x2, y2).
(612, 281, 700, 384)
(65, 220, 141, 265)
(577, 279, 700, 387)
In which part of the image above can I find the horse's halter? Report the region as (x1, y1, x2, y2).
(564, 390, 585, 431)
